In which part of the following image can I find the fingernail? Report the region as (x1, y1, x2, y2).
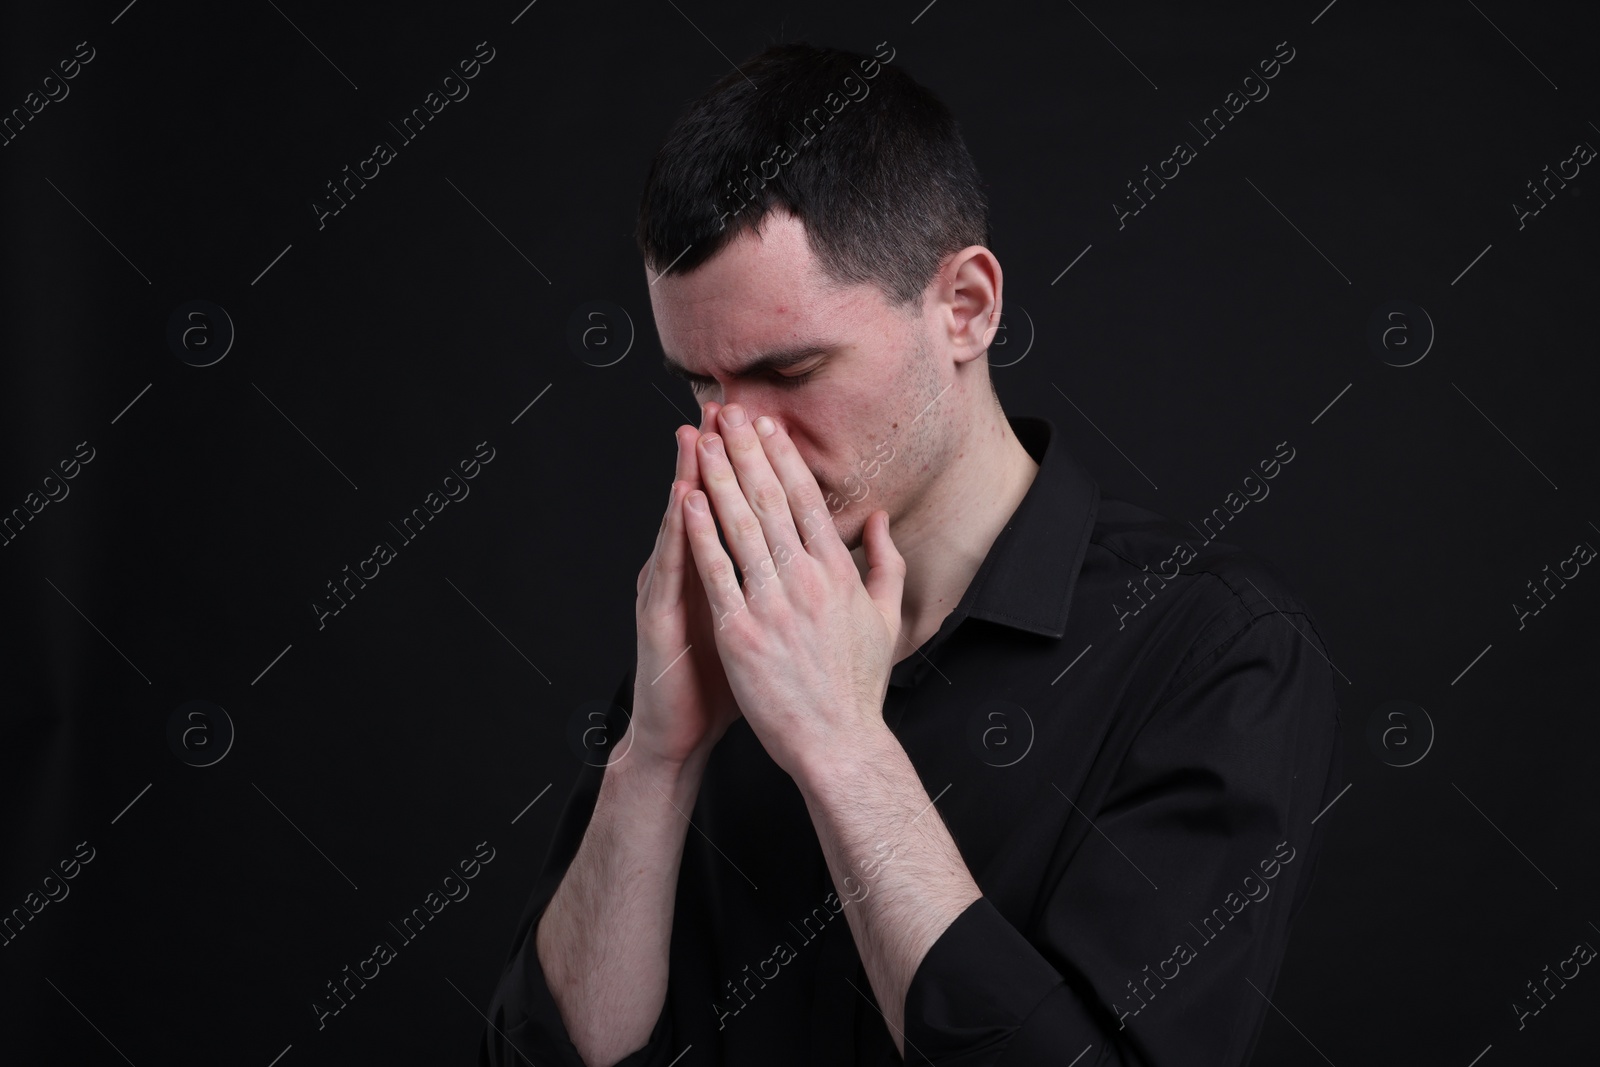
(723, 404, 746, 427)
(702, 434, 723, 455)
(687, 491, 707, 511)
(755, 415, 775, 437)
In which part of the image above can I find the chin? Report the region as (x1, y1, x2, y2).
(808, 481, 869, 552)
(835, 510, 868, 553)
(807, 499, 857, 551)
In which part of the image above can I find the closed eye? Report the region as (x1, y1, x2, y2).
(768, 368, 819, 390)
(689, 368, 819, 393)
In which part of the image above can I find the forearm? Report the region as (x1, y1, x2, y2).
(535, 734, 709, 1067)
(795, 724, 983, 1058)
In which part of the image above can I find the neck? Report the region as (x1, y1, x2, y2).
(852, 404, 1040, 664)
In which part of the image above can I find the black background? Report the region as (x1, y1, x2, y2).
(3, 1, 1597, 1063)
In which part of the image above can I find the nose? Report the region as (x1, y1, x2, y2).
(703, 387, 768, 427)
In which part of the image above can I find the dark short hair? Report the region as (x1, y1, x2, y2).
(635, 42, 990, 309)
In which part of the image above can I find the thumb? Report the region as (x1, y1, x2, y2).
(861, 509, 906, 626)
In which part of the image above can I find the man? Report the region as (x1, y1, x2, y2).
(480, 41, 1341, 1067)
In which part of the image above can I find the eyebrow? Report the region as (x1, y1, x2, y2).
(662, 342, 832, 383)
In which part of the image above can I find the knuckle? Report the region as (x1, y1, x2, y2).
(753, 481, 787, 514)
(794, 564, 826, 594)
(794, 486, 825, 519)
(796, 504, 829, 543)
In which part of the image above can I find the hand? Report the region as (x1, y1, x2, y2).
(629, 402, 744, 768)
(680, 403, 907, 782)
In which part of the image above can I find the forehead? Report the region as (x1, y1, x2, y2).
(647, 212, 881, 369)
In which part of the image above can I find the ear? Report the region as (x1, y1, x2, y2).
(934, 246, 1002, 365)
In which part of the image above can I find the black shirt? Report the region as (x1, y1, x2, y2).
(479, 413, 1343, 1066)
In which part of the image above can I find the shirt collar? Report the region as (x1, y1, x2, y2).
(889, 414, 1101, 688)
(960, 414, 1100, 639)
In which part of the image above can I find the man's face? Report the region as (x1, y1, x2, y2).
(648, 208, 952, 552)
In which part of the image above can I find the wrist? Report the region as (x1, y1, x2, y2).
(794, 718, 901, 804)
(611, 732, 712, 801)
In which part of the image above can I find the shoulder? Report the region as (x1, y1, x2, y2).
(1084, 494, 1331, 693)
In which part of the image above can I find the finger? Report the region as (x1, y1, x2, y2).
(648, 404, 718, 602)
(643, 422, 695, 599)
(698, 430, 781, 594)
(667, 428, 692, 529)
(745, 413, 852, 566)
(643, 479, 691, 609)
(682, 488, 746, 627)
(861, 509, 906, 623)
(668, 401, 716, 498)
(640, 473, 678, 598)
(675, 419, 701, 487)
(693, 402, 753, 590)
(645, 414, 704, 600)
(715, 403, 804, 577)
(668, 419, 707, 589)
(690, 401, 723, 485)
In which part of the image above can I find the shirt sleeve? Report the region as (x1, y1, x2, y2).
(900, 594, 1344, 1066)
(478, 662, 684, 1067)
